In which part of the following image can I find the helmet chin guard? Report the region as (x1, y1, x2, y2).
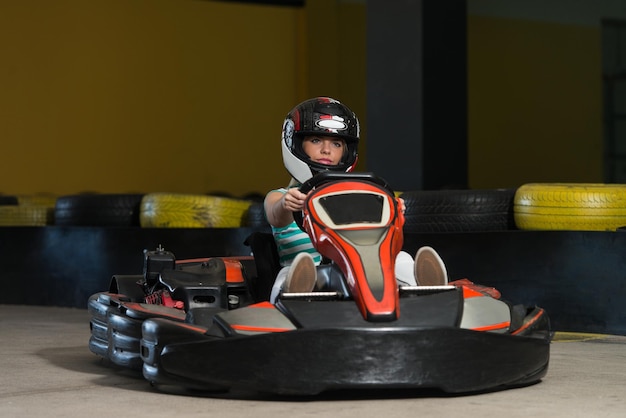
(282, 140, 315, 184)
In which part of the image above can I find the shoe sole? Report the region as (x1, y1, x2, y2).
(284, 253, 317, 293)
(415, 246, 448, 286)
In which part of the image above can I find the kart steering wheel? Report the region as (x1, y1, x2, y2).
(293, 172, 396, 230)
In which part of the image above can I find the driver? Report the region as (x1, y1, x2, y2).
(264, 97, 447, 303)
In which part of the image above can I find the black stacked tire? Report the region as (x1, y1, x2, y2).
(241, 201, 270, 230)
(0, 195, 18, 205)
(401, 189, 517, 233)
(54, 194, 144, 226)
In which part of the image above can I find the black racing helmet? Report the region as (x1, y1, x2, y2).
(281, 97, 360, 184)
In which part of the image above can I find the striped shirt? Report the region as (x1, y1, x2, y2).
(269, 187, 322, 267)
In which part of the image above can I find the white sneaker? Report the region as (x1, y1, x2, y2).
(414, 246, 448, 286)
(284, 252, 317, 293)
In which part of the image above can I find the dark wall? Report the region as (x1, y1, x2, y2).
(1, 227, 256, 308)
(2, 226, 625, 336)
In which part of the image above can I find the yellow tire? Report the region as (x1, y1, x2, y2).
(140, 193, 252, 228)
(0, 206, 54, 226)
(17, 194, 57, 208)
(514, 183, 626, 231)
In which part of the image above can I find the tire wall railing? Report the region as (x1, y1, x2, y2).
(3, 183, 626, 231)
(0, 192, 269, 229)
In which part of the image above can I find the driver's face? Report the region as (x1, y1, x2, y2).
(302, 136, 345, 166)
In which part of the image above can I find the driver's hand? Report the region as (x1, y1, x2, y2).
(282, 188, 309, 212)
(398, 197, 406, 214)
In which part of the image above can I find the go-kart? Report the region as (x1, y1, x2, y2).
(88, 172, 551, 395)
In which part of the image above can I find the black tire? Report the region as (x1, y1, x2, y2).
(241, 202, 270, 229)
(54, 193, 144, 226)
(401, 189, 517, 233)
(0, 195, 18, 205)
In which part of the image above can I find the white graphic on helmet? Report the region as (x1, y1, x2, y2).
(282, 119, 294, 147)
(316, 115, 347, 133)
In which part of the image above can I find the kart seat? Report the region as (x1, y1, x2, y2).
(244, 232, 281, 302)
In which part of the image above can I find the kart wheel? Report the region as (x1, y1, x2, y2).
(139, 193, 252, 228)
(401, 189, 516, 232)
(514, 183, 626, 231)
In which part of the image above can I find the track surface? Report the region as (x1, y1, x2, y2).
(1, 305, 625, 417)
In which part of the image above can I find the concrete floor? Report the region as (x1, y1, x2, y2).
(1, 304, 625, 418)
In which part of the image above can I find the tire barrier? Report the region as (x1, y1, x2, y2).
(54, 194, 144, 227)
(0, 194, 56, 226)
(514, 183, 626, 231)
(241, 201, 270, 230)
(8, 183, 626, 231)
(401, 189, 517, 232)
(0, 205, 54, 226)
(17, 194, 58, 208)
(0, 195, 18, 205)
(139, 193, 252, 228)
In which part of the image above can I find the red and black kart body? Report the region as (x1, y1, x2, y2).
(88, 172, 551, 395)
